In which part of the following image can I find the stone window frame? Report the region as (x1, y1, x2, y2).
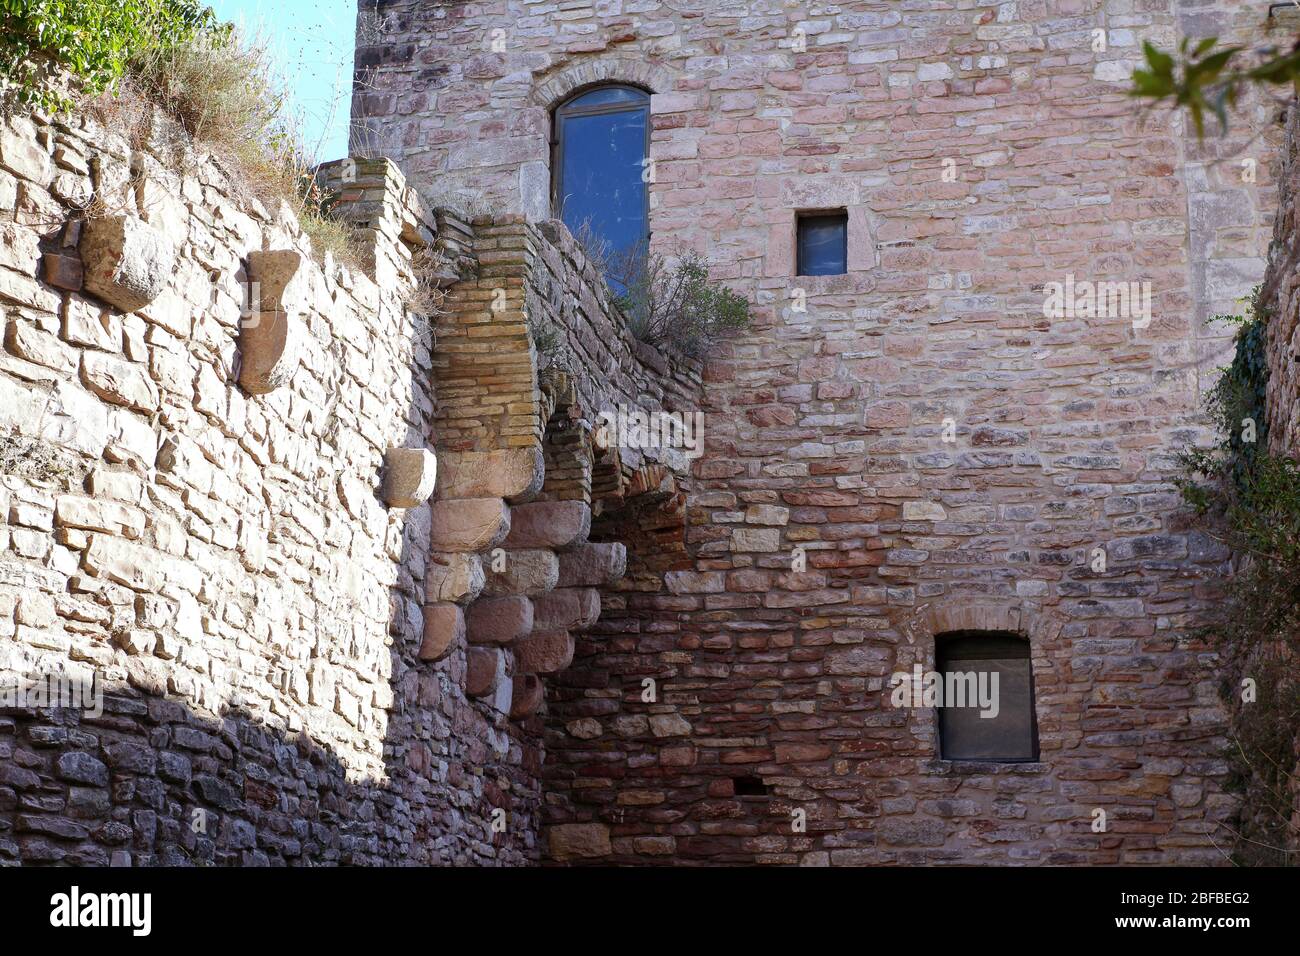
(528, 58, 675, 113)
(766, 205, 876, 286)
(910, 603, 1057, 774)
(529, 58, 676, 233)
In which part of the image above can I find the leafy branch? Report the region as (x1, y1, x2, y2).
(1131, 34, 1300, 136)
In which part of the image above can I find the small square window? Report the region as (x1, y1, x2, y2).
(796, 210, 848, 276)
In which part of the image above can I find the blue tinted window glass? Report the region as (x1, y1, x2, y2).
(797, 214, 847, 276)
(556, 92, 648, 293)
(567, 87, 647, 108)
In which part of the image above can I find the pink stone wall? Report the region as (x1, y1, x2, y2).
(356, 1, 1291, 864)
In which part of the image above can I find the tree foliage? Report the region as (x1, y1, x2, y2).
(0, 0, 222, 113)
(1130, 33, 1300, 136)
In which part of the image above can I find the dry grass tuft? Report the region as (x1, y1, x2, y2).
(84, 26, 363, 270)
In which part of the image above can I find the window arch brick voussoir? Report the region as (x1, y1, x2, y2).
(529, 58, 676, 110)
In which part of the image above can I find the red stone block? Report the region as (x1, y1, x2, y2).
(532, 587, 599, 630)
(466, 595, 533, 645)
(502, 500, 591, 549)
(556, 542, 627, 587)
(514, 628, 574, 675)
(465, 647, 503, 697)
(419, 603, 464, 662)
(509, 673, 544, 718)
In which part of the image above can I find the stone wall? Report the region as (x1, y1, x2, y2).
(1251, 101, 1300, 859)
(0, 87, 701, 865)
(354, 1, 1295, 864)
(0, 104, 555, 865)
(7, 0, 1296, 867)
(422, 210, 700, 732)
(1263, 104, 1300, 457)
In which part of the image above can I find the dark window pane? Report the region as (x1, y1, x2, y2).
(555, 90, 649, 295)
(937, 631, 1038, 762)
(797, 213, 847, 276)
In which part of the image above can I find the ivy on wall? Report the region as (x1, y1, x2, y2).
(1178, 291, 1300, 866)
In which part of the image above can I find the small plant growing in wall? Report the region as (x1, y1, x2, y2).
(573, 222, 751, 357)
(1176, 290, 1300, 865)
(612, 247, 751, 358)
(528, 319, 562, 361)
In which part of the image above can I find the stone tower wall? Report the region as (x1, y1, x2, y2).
(354, 0, 1293, 864)
(1263, 104, 1300, 458)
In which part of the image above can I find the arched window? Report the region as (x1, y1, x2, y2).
(936, 631, 1039, 762)
(551, 85, 650, 284)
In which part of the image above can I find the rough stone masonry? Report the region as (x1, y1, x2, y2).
(0, 102, 553, 864)
(0, 89, 693, 864)
(352, 0, 1292, 865)
(0, 0, 1295, 868)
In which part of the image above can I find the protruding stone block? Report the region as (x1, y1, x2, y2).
(466, 594, 533, 645)
(515, 628, 574, 675)
(548, 823, 612, 862)
(247, 249, 308, 314)
(238, 308, 305, 394)
(419, 603, 464, 662)
(510, 673, 544, 719)
(502, 500, 591, 549)
(429, 498, 510, 551)
(426, 553, 485, 604)
(437, 447, 545, 503)
(383, 446, 438, 509)
(532, 587, 600, 631)
(483, 548, 559, 597)
(465, 647, 504, 697)
(557, 542, 628, 587)
(80, 214, 175, 312)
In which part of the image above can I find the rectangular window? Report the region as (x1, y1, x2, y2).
(936, 632, 1039, 762)
(796, 210, 847, 276)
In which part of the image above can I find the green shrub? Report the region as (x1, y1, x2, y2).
(2, 2, 361, 267)
(615, 248, 751, 357)
(1178, 299, 1271, 502)
(573, 223, 751, 356)
(0, 0, 221, 113)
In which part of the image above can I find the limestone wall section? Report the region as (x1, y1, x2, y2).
(0, 107, 541, 865)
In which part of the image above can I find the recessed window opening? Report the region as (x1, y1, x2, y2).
(733, 775, 769, 797)
(796, 209, 848, 276)
(935, 630, 1039, 762)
